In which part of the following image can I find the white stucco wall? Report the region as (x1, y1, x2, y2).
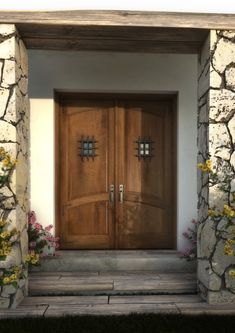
(29, 50, 197, 251)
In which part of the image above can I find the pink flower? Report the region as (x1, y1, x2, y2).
(45, 224, 53, 232)
(29, 241, 36, 248)
(29, 211, 37, 225)
(35, 223, 42, 230)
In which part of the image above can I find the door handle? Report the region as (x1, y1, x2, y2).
(109, 184, 115, 204)
(119, 184, 124, 203)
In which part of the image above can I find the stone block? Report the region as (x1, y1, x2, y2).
(225, 66, 235, 90)
(212, 240, 235, 276)
(212, 37, 235, 74)
(1, 59, 16, 87)
(20, 228, 28, 260)
(209, 123, 230, 158)
(18, 39, 28, 77)
(2, 284, 17, 296)
(11, 288, 24, 309)
(228, 113, 235, 139)
(0, 37, 15, 59)
(210, 68, 222, 88)
(0, 297, 10, 308)
(0, 88, 10, 118)
(208, 290, 235, 304)
(198, 220, 217, 258)
(0, 24, 15, 36)
(0, 120, 16, 141)
(218, 31, 235, 39)
(210, 89, 235, 122)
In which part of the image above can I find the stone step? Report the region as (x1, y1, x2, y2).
(29, 271, 197, 296)
(31, 250, 196, 273)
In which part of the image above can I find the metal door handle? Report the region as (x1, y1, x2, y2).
(109, 184, 115, 204)
(119, 184, 124, 203)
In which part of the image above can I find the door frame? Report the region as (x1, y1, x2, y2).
(54, 91, 178, 250)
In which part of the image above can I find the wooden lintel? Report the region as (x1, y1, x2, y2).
(0, 10, 234, 30)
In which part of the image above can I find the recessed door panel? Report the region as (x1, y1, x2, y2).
(116, 100, 175, 249)
(59, 100, 115, 249)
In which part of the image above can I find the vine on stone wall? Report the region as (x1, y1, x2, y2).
(0, 147, 23, 288)
(198, 160, 235, 278)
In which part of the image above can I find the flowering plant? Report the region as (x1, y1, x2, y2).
(0, 219, 18, 261)
(0, 147, 17, 188)
(180, 219, 198, 261)
(198, 159, 235, 278)
(0, 265, 25, 287)
(27, 211, 59, 266)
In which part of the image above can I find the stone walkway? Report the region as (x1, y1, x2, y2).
(29, 271, 197, 296)
(1, 294, 235, 318)
(1, 271, 235, 318)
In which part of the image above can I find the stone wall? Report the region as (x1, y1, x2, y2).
(198, 30, 235, 304)
(0, 24, 29, 308)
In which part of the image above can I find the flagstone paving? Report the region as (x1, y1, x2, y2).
(1, 272, 235, 318)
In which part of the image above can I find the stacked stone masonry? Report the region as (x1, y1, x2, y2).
(198, 30, 235, 304)
(0, 25, 29, 308)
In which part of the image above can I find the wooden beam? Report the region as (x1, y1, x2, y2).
(0, 10, 234, 30)
(17, 25, 208, 42)
(23, 37, 201, 54)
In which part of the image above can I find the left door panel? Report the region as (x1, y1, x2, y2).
(58, 99, 115, 249)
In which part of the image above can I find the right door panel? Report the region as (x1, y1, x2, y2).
(116, 99, 176, 249)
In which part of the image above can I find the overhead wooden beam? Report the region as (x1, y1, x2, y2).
(23, 38, 201, 54)
(17, 25, 208, 42)
(0, 10, 234, 30)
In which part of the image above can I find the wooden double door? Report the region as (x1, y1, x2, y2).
(57, 94, 176, 249)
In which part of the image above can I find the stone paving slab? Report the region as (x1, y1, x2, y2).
(44, 303, 180, 317)
(29, 271, 197, 296)
(1, 295, 235, 318)
(0, 305, 47, 319)
(176, 302, 235, 315)
(30, 282, 114, 295)
(113, 280, 197, 292)
(22, 296, 109, 305)
(30, 271, 99, 277)
(109, 294, 203, 304)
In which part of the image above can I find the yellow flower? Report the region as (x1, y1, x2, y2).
(0, 231, 11, 239)
(9, 274, 17, 281)
(197, 160, 212, 173)
(3, 277, 10, 284)
(25, 254, 31, 262)
(229, 270, 235, 277)
(0, 219, 7, 227)
(227, 239, 235, 245)
(224, 244, 234, 256)
(223, 205, 235, 217)
(31, 259, 39, 264)
(208, 209, 219, 217)
(13, 266, 21, 273)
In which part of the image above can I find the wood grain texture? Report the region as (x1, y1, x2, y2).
(0, 10, 220, 53)
(57, 99, 115, 249)
(22, 37, 203, 53)
(116, 99, 176, 249)
(56, 93, 176, 250)
(0, 10, 234, 29)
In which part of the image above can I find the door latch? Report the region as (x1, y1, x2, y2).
(109, 184, 115, 204)
(119, 184, 124, 203)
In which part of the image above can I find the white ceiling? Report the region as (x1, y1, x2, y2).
(0, 0, 235, 14)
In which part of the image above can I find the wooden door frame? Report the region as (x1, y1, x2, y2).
(54, 91, 178, 250)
